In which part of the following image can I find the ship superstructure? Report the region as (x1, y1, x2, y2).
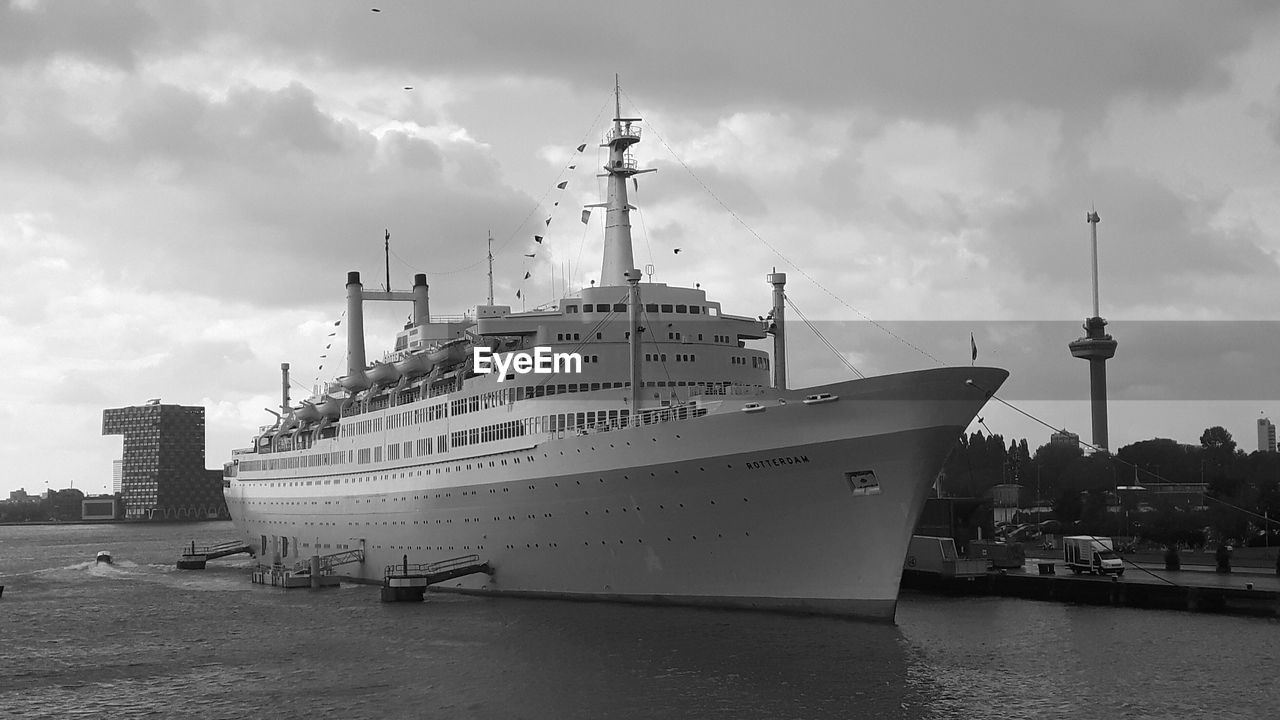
(224, 83, 1006, 620)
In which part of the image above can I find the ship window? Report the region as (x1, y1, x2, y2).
(689, 306, 701, 314)
(596, 332, 602, 340)
(566, 305, 578, 313)
(675, 305, 687, 313)
(645, 303, 658, 312)
(613, 303, 626, 312)
(660, 304, 673, 313)
(596, 303, 609, 312)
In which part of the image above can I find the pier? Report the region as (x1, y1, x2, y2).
(902, 558, 1280, 618)
(381, 554, 492, 602)
(176, 540, 254, 569)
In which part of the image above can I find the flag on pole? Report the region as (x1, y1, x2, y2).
(970, 332, 977, 365)
(385, 228, 390, 241)
(516, 289, 522, 299)
(581, 209, 591, 224)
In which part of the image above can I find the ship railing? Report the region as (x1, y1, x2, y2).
(691, 383, 760, 397)
(606, 125, 641, 143)
(546, 404, 709, 440)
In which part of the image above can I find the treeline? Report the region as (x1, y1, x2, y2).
(0, 488, 85, 522)
(941, 426, 1280, 547)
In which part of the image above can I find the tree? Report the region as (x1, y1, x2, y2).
(1201, 426, 1237, 464)
(1054, 489, 1083, 525)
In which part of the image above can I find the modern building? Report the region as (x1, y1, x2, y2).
(112, 459, 123, 495)
(101, 400, 229, 520)
(1257, 417, 1276, 453)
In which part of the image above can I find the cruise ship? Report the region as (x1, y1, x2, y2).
(223, 86, 1007, 620)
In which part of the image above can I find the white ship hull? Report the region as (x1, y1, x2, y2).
(226, 366, 1005, 620)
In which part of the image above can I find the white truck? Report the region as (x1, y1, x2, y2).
(1063, 535, 1125, 576)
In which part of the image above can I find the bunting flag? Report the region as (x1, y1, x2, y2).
(516, 289, 522, 298)
(581, 209, 591, 224)
(970, 333, 977, 364)
(554, 201, 559, 207)
(334, 320, 341, 326)
(524, 253, 536, 258)
(545, 217, 552, 226)
(576, 143, 586, 152)
(557, 181, 568, 189)
(568, 164, 576, 170)
(524, 271, 531, 279)
(534, 235, 543, 244)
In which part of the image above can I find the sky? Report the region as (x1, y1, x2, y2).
(3, 0, 1280, 497)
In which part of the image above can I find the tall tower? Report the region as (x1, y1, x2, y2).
(1068, 210, 1118, 453)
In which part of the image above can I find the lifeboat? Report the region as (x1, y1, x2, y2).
(317, 395, 344, 419)
(294, 402, 321, 424)
(367, 361, 401, 385)
(340, 369, 370, 392)
(394, 352, 431, 379)
(427, 338, 471, 368)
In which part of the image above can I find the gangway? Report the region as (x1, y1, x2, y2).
(177, 540, 254, 570)
(252, 548, 366, 589)
(292, 548, 365, 574)
(382, 554, 492, 602)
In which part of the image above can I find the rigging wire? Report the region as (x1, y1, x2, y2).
(620, 87, 941, 366)
(387, 94, 613, 278)
(784, 295, 865, 379)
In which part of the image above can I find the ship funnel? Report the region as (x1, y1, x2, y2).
(343, 271, 370, 391)
(413, 273, 430, 326)
(280, 363, 291, 417)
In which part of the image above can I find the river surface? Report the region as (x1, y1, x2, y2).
(1, 522, 1274, 719)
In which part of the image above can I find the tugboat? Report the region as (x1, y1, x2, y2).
(95, 550, 113, 564)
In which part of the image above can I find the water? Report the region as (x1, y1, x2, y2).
(1, 522, 1274, 719)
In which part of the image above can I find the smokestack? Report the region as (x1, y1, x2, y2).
(280, 363, 290, 415)
(343, 271, 370, 391)
(413, 273, 430, 327)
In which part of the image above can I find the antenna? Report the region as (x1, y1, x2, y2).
(1087, 210, 1101, 317)
(486, 230, 494, 306)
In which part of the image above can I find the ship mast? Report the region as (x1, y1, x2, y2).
(486, 230, 494, 305)
(597, 75, 655, 286)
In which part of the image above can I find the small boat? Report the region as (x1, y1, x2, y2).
(95, 550, 112, 564)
